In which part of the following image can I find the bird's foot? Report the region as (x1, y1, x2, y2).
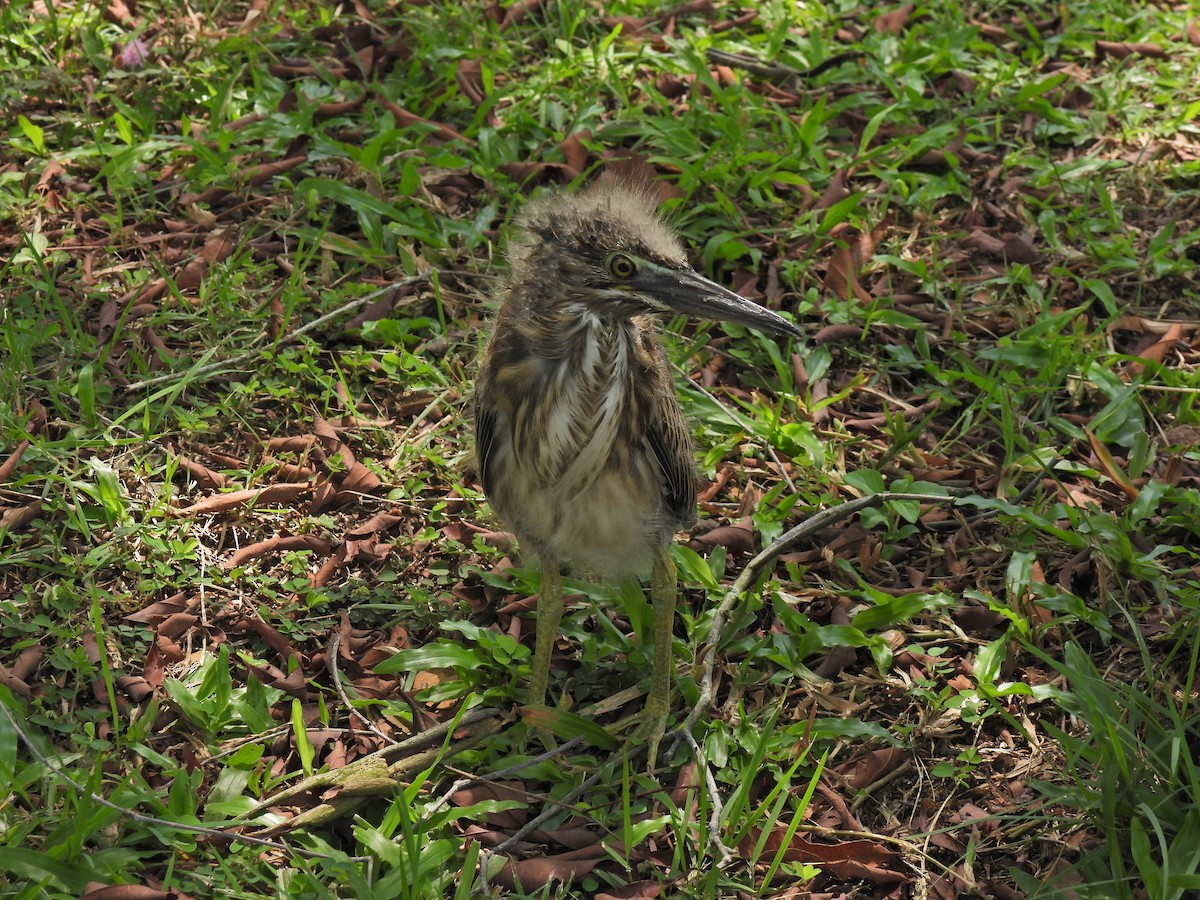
(633, 714, 669, 772)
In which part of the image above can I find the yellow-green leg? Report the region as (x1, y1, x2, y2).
(528, 559, 564, 709)
(641, 544, 677, 769)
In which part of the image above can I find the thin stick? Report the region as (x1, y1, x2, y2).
(492, 765, 609, 854)
(431, 736, 584, 817)
(671, 491, 958, 865)
(329, 626, 402, 748)
(679, 491, 957, 739)
(123, 273, 430, 393)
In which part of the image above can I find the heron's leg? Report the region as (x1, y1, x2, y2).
(642, 543, 678, 769)
(528, 559, 564, 709)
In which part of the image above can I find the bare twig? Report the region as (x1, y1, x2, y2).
(245, 705, 503, 814)
(670, 492, 957, 866)
(491, 763, 610, 855)
(123, 273, 431, 394)
(679, 727, 735, 866)
(678, 491, 958, 741)
(431, 735, 585, 816)
(329, 626, 403, 748)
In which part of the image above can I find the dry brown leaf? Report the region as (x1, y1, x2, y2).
(172, 482, 310, 517)
(1162, 424, 1200, 448)
(154, 612, 198, 641)
(1012, 557, 1054, 630)
(559, 130, 590, 173)
(696, 465, 733, 503)
(1126, 321, 1185, 375)
(9, 644, 43, 682)
(910, 124, 965, 167)
(36, 160, 66, 192)
(962, 229, 1038, 264)
(82, 881, 196, 899)
(813, 645, 858, 679)
(824, 240, 873, 304)
(874, 2, 913, 34)
(838, 399, 940, 431)
(272, 462, 317, 483)
(0, 664, 32, 698)
(0, 501, 46, 532)
(103, 1, 136, 24)
(456, 58, 486, 108)
(1001, 232, 1039, 264)
(495, 0, 544, 29)
(376, 96, 475, 145)
(141, 638, 167, 690)
(301, 480, 335, 514)
(226, 534, 333, 569)
(842, 747, 908, 789)
(1095, 40, 1167, 60)
(495, 847, 606, 891)
(500, 161, 581, 188)
(596, 883, 662, 900)
(340, 461, 383, 494)
(125, 592, 191, 625)
(269, 435, 319, 454)
(812, 323, 862, 344)
(427, 172, 489, 209)
(175, 228, 235, 293)
(953, 604, 1008, 632)
(229, 619, 297, 662)
(1085, 429, 1138, 500)
(0, 438, 30, 483)
(739, 828, 907, 882)
(115, 674, 153, 702)
(688, 524, 756, 555)
(1108, 316, 1200, 334)
(240, 154, 309, 187)
(309, 550, 344, 588)
(656, 72, 689, 98)
(174, 454, 228, 490)
(450, 786, 527, 834)
(812, 168, 851, 212)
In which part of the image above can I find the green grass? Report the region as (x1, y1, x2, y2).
(2, 0, 1199, 896)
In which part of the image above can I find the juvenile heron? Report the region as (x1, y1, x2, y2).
(474, 180, 801, 766)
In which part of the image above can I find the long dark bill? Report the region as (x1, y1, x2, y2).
(638, 266, 803, 339)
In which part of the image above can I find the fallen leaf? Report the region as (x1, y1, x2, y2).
(874, 3, 914, 34)
(172, 483, 311, 516)
(226, 534, 333, 569)
(1095, 40, 1167, 60)
(1085, 429, 1138, 500)
(1126, 321, 1184, 375)
(176, 228, 235, 292)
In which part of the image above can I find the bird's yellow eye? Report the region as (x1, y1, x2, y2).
(607, 253, 637, 278)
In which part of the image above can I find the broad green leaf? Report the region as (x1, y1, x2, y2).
(845, 469, 885, 494)
(17, 114, 44, 152)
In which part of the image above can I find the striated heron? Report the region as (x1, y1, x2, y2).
(474, 180, 801, 766)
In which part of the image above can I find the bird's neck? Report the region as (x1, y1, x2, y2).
(522, 303, 640, 368)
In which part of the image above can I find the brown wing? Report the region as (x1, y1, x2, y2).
(646, 387, 697, 529)
(474, 395, 499, 497)
(474, 320, 532, 496)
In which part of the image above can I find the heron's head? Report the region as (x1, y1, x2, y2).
(508, 181, 802, 339)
